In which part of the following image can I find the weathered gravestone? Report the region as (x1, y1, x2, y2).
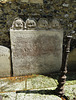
(0, 46, 11, 77)
(10, 17, 63, 76)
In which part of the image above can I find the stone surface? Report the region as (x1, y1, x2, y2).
(68, 48, 76, 71)
(0, 72, 76, 100)
(0, 92, 61, 100)
(38, 18, 48, 29)
(0, 75, 57, 92)
(21, 0, 28, 2)
(25, 18, 36, 29)
(51, 19, 61, 29)
(16, 0, 43, 3)
(30, 0, 43, 4)
(27, 75, 57, 90)
(64, 84, 76, 100)
(0, 46, 11, 77)
(0, 76, 25, 92)
(10, 29, 63, 76)
(16, 94, 61, 100)
(0, 92, 16, 100)
(0, 0, 43, 3)
(16, 0, 28, 3)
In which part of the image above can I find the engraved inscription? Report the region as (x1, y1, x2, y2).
(10, 30, 63, 76)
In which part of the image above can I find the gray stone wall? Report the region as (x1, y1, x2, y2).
(0, 0, 76, 48)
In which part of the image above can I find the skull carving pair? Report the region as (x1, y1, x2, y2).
(11, 17, 36, 30)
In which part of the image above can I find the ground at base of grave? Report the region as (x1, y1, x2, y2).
(0, 72, 76, 100)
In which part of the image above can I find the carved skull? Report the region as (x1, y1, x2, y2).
(51, 19, 61, 29)
(38, 18, 48, 29)
(11, 17, 24, 30)
(25, 18, 36, 29)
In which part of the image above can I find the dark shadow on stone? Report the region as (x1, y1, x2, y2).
(66, 72, 76, 81)
(16, 89, 69, 100)
(43, 72, 76, 81)
(16, 89, 56, 95)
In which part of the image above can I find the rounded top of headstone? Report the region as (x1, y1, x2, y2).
(11, 17, 24, 30)
(38, 18, 48, 29)
(25, 18, 36, 29)
(0, 46, 10, 54)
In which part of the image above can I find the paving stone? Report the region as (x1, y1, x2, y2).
(16, 93, 61, 100)
(0, 92, 16, 100)
(0, 92, 61, 100)
(0, 73, 76, 100)
(27, 75, 57, 90)
(0, 76, 25, 92)
(64, 84, 76, 100)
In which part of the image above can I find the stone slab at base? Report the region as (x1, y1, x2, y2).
(0, 73, 76, 100)
(0, 92, 61, 100)
(0, 75, 56, 92)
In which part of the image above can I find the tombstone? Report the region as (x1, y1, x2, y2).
(10, 17, 63, 76)
(0, 46, 11, 77)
